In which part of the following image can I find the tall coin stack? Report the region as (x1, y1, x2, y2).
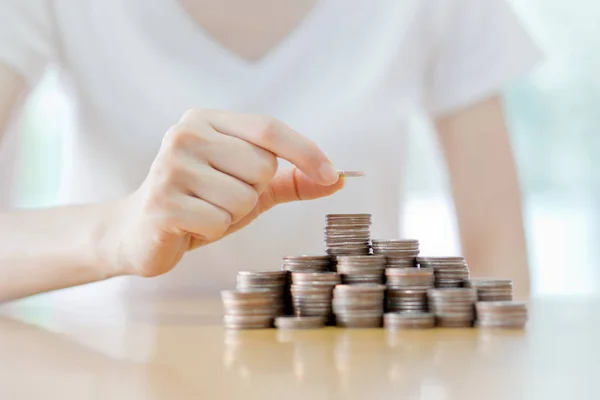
(324, 214, 372, 257)
(475, 301, 527, 328)
(332, 284, 386, 328)
(465, 279, 513, 301)
(336, 255, 386, 284)
(221, 289, 276, 329)
(236, 271, 287, 316)
(385, 268, 434, 312)
(417, 257, 470, 288)
(290, 272, 341, 322)
(427, 288, 477, 327)
(372, 239, 420, 268)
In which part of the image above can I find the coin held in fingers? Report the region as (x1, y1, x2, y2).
(337, 170, 365, 178)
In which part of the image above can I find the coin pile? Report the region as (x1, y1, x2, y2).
(221, 289, 276, 329)
(324, 214, 372, 256)
(236, 271, 287, 316)
(475, 301, 528, 328)
(275, 316, 325, 329)
(417, 257, 470, 288)
(282, 255, 332, 273)
(332, 284, 386, 328)
(372, 239, 420, 268)
(465, 278, 513, 301)
(385, 268, 434, 312)
(427, 288, 477, 328)
(336, 255, 386, 284)
(384, 311, 436, 329)
(291, 272, 340, 320)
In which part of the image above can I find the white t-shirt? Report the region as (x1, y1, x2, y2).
(0, 0, 541, 296)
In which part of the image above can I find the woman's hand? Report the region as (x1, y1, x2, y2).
(109, 109, 344, 277)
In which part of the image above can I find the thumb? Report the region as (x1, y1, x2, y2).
(264, 166, 345, 207)
(221, 167, 344, 238)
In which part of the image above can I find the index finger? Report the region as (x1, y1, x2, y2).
(180, 109, 340, 186)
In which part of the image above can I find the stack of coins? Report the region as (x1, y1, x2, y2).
(465, 278, 513, 301)
(372, 239, 420, 268)
(332, 284, 386, 328)
(290, 272, 340, 320)
(221, 289, 275, 329)
(417, 257, 470, 288)
(336, 255, 386, 284)
(281, 255, 331, 314)
(475, 301, 528, 328)
(282, 255, 332, 273)
(427, 288, 477, 327)
(324, 214, 372, 256)
(384, 311, 436, 329)
(236, 271, 287, 316)
(385, 268, 434, 312)
(275, 316, 325, 330)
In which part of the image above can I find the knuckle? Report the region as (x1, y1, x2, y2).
(253, 115, 278, 144)
(162, 125, 193, 151)
(258, 155, 278, 181)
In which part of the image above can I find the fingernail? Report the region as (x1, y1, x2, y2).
(319, 162, 340, 185)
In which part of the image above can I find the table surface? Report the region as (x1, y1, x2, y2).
(0, 294, 597, 400)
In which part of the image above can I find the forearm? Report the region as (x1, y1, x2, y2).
(0, 201, 126, 302)
(451, 165, 530, 300)
(436, 96, 530, 300)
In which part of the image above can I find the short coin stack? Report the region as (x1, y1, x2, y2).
(417, 257, 470, 288)
(291, 272, 340, 320)
(324, 214, 372, 256)
(221, 289, 276, 329)
(385, 268, 434, 312)
(332, 284, 385, 328)
(282, 256, 331, 273)
(475, 301, 528, 328)
(336, 255, 386, 284)
(384, 311, 436, 329)
(372, 239, 420, 268)
(427, 288, 477, 328)
(236, 271, 287, 316)
(275, 316, 325, 329)
(465, 279, 513, 301)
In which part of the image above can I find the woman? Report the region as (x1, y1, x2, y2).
(0, 0, 541, 302)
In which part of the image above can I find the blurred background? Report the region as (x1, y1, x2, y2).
(11, 0, 599, 298)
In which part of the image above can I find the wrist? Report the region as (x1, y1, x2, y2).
(92, 196, 138, 279)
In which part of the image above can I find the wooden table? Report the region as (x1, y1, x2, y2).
(0, 295, 597, 400)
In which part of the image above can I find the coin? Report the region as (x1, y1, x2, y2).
(338, 170, 365, 177)
(427, 288, 477, 328)
(417, 256, 470, 288)
(325, 214, 372, 256)
(475, 301, 528, 329)
(384, 312, 435, 329)
(332, 284, 385, 328)
(236, 271, 287, 316)
(465, 278, 514, 301)
(221, 289, 276, 329)
(275, 316, 325, 329)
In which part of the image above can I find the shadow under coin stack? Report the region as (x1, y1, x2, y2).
(475, 301, 528, 328)
(372, 239, 420, 268)
(417, 257, 470, 288)
(465, 278, 513, 301)
(336, 255, 386, 284)
(324, 214, 372, 261)
(221, 289, 276, 329)
(290, 272, 341, 323)
(427, 288, 477, 327)
(236, 271, 287, 316)
(385, 268, 434, 312)
(332, 284, 386, 328)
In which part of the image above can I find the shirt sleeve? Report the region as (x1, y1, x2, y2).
(0, 0, 57, 86)
(422, 0, 544, 118)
